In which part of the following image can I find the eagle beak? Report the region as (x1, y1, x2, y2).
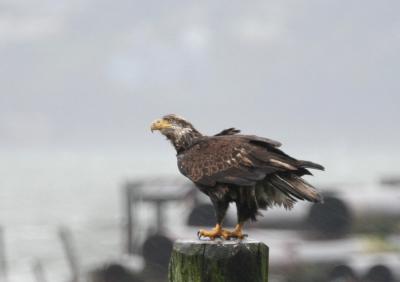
(150, 119, 172, 132)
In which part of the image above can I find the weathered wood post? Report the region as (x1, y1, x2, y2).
(169, 239, 269, 282)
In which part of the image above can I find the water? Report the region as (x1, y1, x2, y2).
(0, 148, 398, 281)
(0, 150, 174, 282)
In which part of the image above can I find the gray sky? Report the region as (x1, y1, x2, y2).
(1, 0, 399, 154)
(2, 3, 400, 281)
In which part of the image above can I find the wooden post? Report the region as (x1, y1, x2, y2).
(169, 239, 269, 282)
(125, 184, 135, 255)
(124, 182, 141, 255)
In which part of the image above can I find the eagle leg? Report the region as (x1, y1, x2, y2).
(223, 223, 247, 240)
(197, 224, 231, 240)
(198, 189, 231, 240)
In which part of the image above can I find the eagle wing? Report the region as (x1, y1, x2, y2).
(213, 129, 282, 148)
(214, 127, 241, 136)
(240, 134, 282, 148)
(177, 135, 298, 186)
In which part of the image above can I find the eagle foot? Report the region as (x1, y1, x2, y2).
(197, 224, 231, 240)
(223, 223, 247, 240)
(222, 230, 247, 240)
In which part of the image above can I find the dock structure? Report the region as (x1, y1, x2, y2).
(123, 178, 196, 255)
(169, 239, 269, 282)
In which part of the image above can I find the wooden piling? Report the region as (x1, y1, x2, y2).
(125, 184, 135, 255)
(124, 182, 142, 255)
(168, 239, 269, 282)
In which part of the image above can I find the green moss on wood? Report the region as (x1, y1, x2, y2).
(169, 240, 269, 282)
(169, 243, 205, 282)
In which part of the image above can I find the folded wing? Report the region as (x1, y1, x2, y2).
(178, 135, 322, 188)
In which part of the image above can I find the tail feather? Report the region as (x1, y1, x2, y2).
(255, 182, 296, 210)
(299, 160, 325, 171)
(269, 174, 323, 203)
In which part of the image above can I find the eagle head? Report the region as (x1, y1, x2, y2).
(151, 114, 201, 151)
(151, 114, 194, 133)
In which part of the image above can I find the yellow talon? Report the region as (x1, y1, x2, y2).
(197, 223, 247, 240)
(197, 224, 231, 240)
(223, 223, 247, 240)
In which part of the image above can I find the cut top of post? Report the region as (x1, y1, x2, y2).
(169, 239, 269, 282)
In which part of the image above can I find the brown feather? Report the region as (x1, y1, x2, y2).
(154, 114, 323, 224)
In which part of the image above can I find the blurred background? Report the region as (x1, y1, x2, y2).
(1, 0, 400, 281)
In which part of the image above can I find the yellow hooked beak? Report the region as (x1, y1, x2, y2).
(150, 119, 172, 132)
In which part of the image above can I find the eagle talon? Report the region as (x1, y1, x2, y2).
(197, 231, 213, 240)
(197, 224, 232, 240)
(223, 223, 246, 240)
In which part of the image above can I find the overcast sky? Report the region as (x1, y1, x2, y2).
(2, 3, 400, 281)
(1, 0, 399, 155)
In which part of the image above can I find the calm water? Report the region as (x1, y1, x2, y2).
(0, 150, 175, 282)
(0, 148, 398, 281)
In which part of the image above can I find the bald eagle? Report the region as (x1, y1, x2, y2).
(151, 114, 324, 240)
